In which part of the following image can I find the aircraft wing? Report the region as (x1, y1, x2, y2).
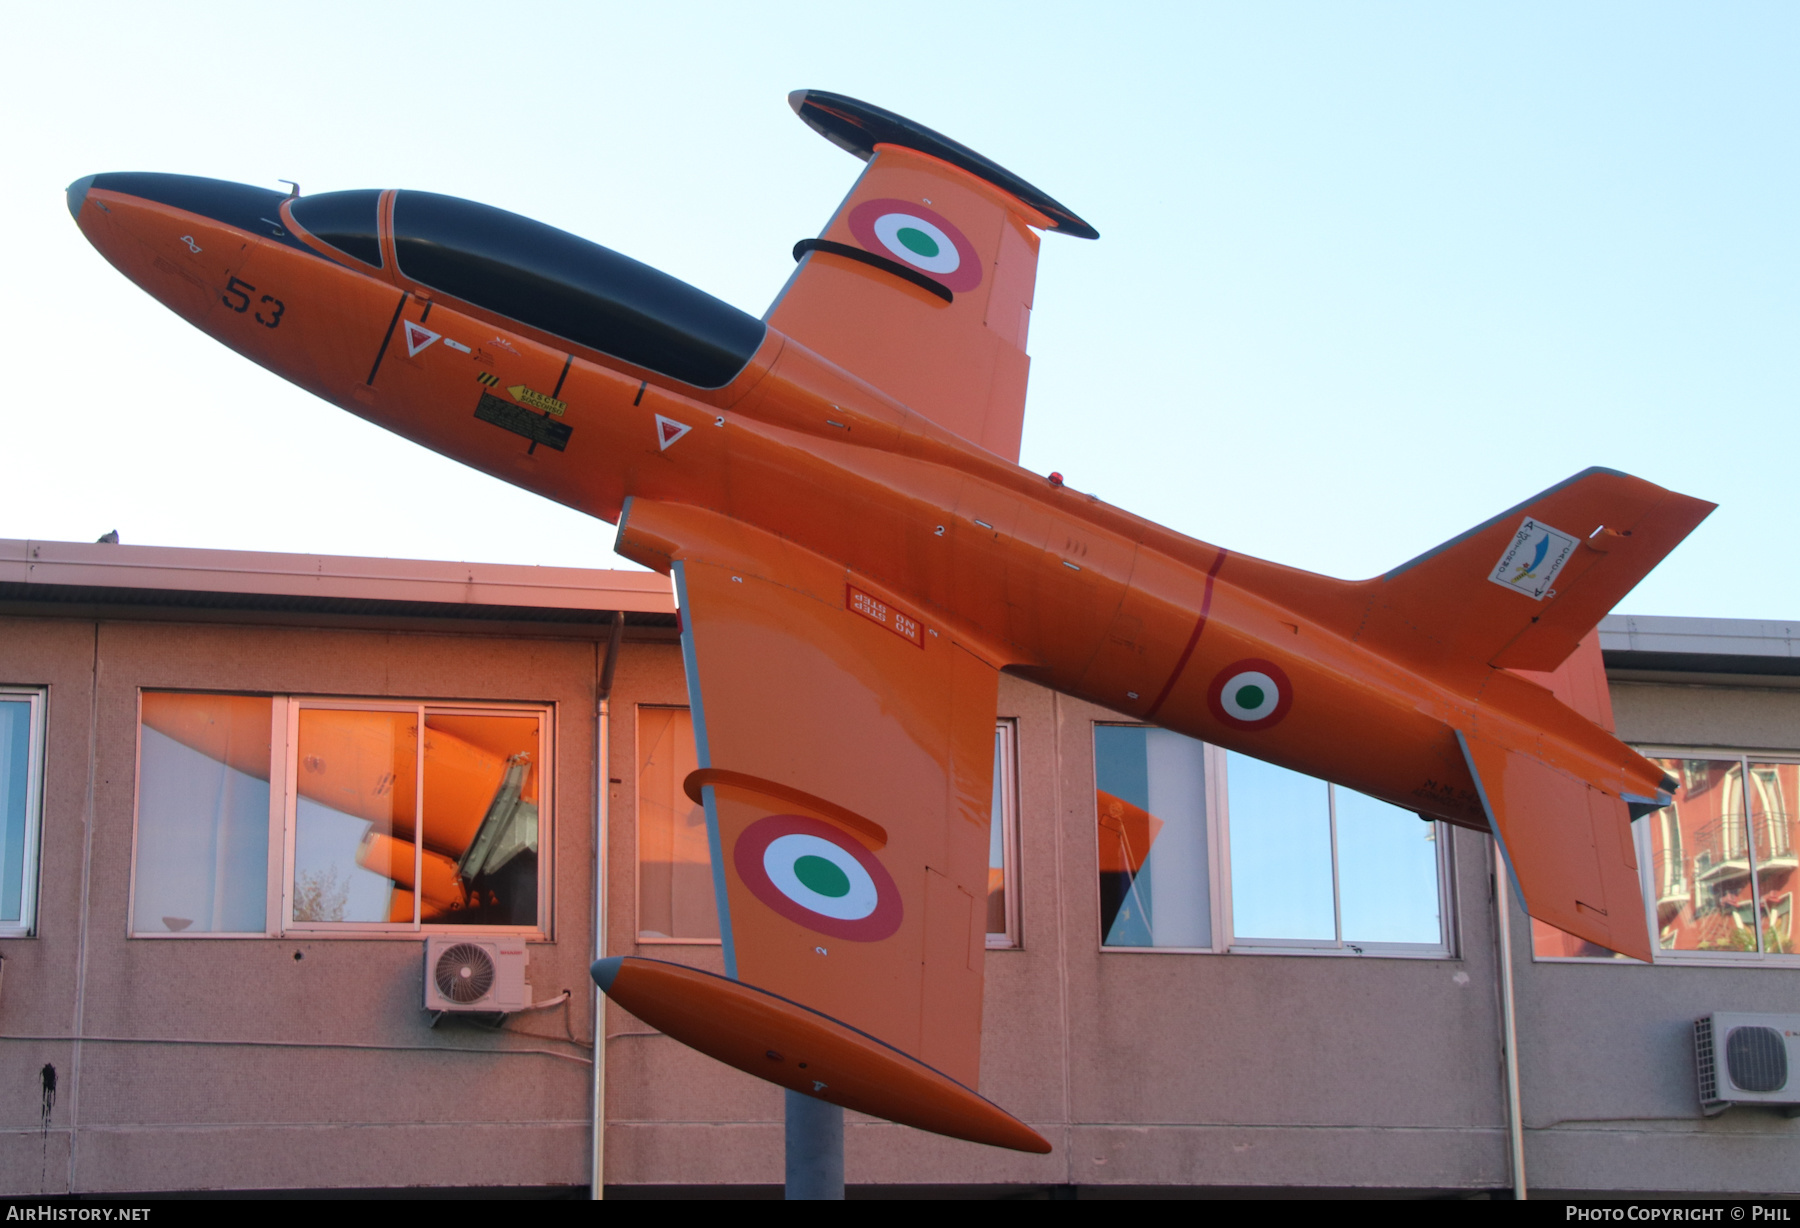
(767, 91, 1097, 464)
(616, 498, 1000, 1088)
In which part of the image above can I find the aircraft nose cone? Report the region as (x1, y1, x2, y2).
(590, 955, 624, 992)
(66, 175, 96, 221)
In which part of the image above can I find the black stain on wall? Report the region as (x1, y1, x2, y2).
(39, 1063, 56, 1133)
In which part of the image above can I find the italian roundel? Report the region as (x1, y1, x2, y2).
(1207, 658, 1293, 731)
(733, 814, 903, 941)
(847, 199, 983, 293)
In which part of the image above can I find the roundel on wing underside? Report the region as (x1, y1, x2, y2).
(1207, 658, 1294, 731)
(733, 814, 903, 941)
(847, 198, 983, 293)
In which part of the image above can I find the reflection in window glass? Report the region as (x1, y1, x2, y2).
(1095, 725, 1210, 948)
(1226, 751, 1446, 950)
(423, 714, 540, 928)
(1336, 788, 1443, 944)
(637, 708, 719, 942)
(293, 709, 415, 925)
(1539, 754, 1800, 962)
(1227, 752, 1334, 942)
(292, 708, 542, 929)
(134, 693, 271, 934)
(1748, 762, 1797, 955)
(987, 722, 1019, 946)
(1644, 757, 1755, 954)
(0, 693, 43, 934)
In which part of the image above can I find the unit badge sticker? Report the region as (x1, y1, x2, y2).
(1489, 518, 1578, 600)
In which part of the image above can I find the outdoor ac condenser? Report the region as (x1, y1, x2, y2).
(1695, 1012, 1800, 1116)
(424, 936, 531, 1013)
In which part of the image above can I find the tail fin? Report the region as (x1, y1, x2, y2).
(1348, 467, 1713, 682)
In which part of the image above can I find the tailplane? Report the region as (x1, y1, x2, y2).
(1457, 727, 1656, 961)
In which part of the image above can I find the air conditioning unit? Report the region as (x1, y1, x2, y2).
(1695, 1012, 1800, 1116)
(424, 936, 530, 1013)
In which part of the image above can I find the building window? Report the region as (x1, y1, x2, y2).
(1537, 752, 1800, 963)
(1532, 751, 1800, 964)
(1095, 725, 1451, 955)
(987, 720, 1021, 948)
(634, 708, 1022, 947)
(131, 693, 550, 937)
(636, 706, 719, 944)
(1095, 724, 1213, 949)
(0, 687, 46, 938)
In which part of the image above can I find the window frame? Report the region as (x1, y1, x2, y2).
(987, 718, 1022, 950)
(1533, 744, 1800, 969)
(128, 690, 554, 940)
(0, 686, 46, 939)
(1094, 724, 1456, 959)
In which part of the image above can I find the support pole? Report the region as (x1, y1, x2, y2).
(1494, 840, 1527, 1201)
(784, 1089, 844, 1200)
(591, 611, 625, 1202)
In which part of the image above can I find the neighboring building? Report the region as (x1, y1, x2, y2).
(0, 540, 1794, 1198)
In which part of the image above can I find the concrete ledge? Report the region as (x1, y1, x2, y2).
(0, 1120, 592, 1194)
(602, 1120, 1511, 1190)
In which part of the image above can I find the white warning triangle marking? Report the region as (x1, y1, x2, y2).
(655, 414, 692, 451)
(403, 320, 440, 357)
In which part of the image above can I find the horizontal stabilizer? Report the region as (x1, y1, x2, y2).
(1457, 730, 1652, 961)
(1349, 468, 1711, 681)
(590, 955, 1050, 1153)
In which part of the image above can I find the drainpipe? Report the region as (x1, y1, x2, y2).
(591, 611, 625, 1201)
(1494, 840, 1527, 1200)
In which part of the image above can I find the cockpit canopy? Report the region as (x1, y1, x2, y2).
(289, 190, 383, 269)
(389, 191, 766, 390)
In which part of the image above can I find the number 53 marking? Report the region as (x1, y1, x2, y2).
(222, 275, 285, 329)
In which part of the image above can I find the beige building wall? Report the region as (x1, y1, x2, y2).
(5, 584, 1798, 1196)
(0, 614, 613, 1194)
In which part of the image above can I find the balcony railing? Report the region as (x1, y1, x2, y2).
(1682, 812, 1796, 887)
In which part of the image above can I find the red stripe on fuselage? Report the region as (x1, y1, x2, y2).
(1144, 548, 1227, 719)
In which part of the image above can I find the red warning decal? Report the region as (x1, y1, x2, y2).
(403, 321, 439, 357)
(655, 414, 691, 451)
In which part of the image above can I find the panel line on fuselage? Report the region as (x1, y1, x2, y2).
(1145, 548, 1228, 720)
(365, 292, 411, 386)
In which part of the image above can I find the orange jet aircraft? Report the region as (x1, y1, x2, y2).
(69, 91, 1713, 1154)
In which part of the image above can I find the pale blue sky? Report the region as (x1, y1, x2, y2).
(3, 3, 1793, 617)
